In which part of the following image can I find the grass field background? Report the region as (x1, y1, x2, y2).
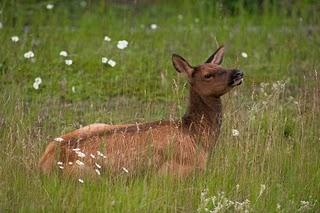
(0, 0, 319, 212)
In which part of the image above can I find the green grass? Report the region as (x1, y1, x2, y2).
(0, 0, 319, 212)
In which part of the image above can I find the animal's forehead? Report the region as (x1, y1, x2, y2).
(195, 63, 222, 72)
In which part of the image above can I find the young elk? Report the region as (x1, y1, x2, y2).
(39, 46, 243, 177)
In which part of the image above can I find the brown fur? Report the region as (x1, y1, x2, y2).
(38, 46, 243, 177)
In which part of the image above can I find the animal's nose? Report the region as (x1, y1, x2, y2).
(233, 70, 244, 78)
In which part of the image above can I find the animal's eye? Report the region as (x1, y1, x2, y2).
(204, 73, 214, 80)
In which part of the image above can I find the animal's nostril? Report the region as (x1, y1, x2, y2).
(233, 70, 243, 78)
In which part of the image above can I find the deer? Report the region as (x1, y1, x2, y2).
(38, 46, 243, 178)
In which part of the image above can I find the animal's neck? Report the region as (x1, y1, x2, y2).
(182, 88, 222, 149)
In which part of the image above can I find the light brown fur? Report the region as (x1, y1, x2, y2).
(39, 46, 243, 177)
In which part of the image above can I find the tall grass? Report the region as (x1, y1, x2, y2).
(0, 1, 319, 212)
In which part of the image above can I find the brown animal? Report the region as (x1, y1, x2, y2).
(39, 46, 243, 177)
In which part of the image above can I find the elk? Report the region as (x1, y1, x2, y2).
(39, 46, 243, 177)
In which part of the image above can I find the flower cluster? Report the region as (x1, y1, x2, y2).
(197, 189, 251, 213)
(24, 51, 35, 59)
(20, 34, 129, 91)
(117, 40, 128, 49)
(104, 36, 111, 42)
(150, 24, 158, 30)
(241, 52, 248, 58)
(55, 148, 112, 184)
(102, 57, 116, 67)
(298, 199, 317, 212)
(33, 77, 42, 90)
(54, 137, 64, 142)
(232, 129, 240, 137)
(59, 51, 68, 57)
(11, 36, 19, 43)
(46, 4, 54, 10)
(65, 59, 73, 66)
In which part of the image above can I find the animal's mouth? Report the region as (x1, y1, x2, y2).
(231, 77, 243, 86)
(230, 71, 244, 87)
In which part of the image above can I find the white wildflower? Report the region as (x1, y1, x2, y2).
(35, 77, 42, 84)
(107, 59, 116, 67)
(32, 77, 42, 90)
(234, 199, 250, 211)
(197, 189, 250, 213)
(117, 40, 128, 49)
(236, 184, 240, 191)
(200, 188, 208, 199)
(33, 82, 39, 90)
(298, 200, 316, 211)
(54, 137, 64, 142)
(104, 36, 111, 42)
(258, 184, 266, 197)
(90, 154, 96, 159)
(24, 51, 35, 59)
(46, 4, 54, 10)
(57, 161, 63, 165)
(78, 178, 84, 183)
(101, 57, 108, 64)
(95, 163, 101, 169)
(11, 36, 19, 42)
(65, 59, 73, 66)
(122, 167, 129, 173)
(76, 151, 86, 158)
(72, 86, 76, 93)
(272, 82, 278, 90)
(232, 129, 240, 137)
(58, 166, 64, 169)
(150, 24, 158, 30)
(241, 52, 248, 58)
(97, 151, 107, 158)
(59, 51, 68, 57)
(68, 162, 73, 165)
(76, 160, 84, 166)
(73, 148, 81, 152)
(95, 169, 101, 175)
(276, 203, 281, 210)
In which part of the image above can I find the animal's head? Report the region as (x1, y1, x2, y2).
(172, 46, 243, 97)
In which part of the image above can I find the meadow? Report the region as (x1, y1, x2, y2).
(0, 0, 319, 212)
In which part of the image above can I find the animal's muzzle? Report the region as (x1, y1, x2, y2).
(230, 70, 244, 86)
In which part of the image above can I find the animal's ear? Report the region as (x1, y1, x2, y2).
(172, 54, 193, 76)
(205, 45, 224, 65)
